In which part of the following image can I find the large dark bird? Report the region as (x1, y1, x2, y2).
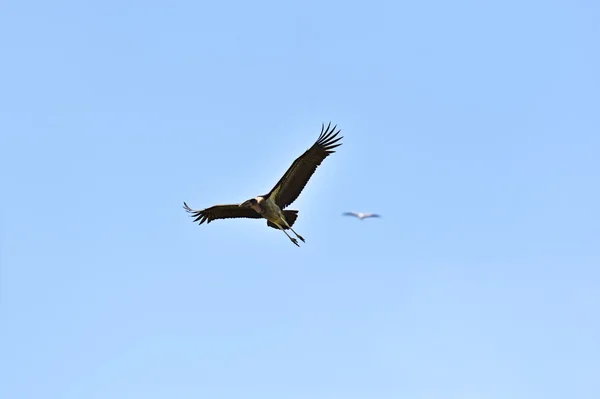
(183, 122, 343, 247)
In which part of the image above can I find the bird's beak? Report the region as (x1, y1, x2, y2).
(239, 200, 251, 208)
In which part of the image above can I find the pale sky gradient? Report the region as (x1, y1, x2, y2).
(1, 1, 599, 398)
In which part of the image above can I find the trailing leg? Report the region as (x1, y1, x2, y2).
(285, 221, 305, 242)
(274, 221, 300, 247)
(278, 214, 304, 243)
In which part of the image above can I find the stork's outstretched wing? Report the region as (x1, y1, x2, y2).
(266, 122, 343, 209)
(183, 202, 262, 225)
(343, 212, 360, 218)
(363, 213, 381, 218)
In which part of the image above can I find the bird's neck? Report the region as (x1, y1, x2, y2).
(252, 197, 266, 214)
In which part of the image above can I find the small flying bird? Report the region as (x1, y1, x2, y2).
(183, 122, 343, 247)
(342, 212, 381, 220)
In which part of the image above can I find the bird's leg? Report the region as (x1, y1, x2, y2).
(288, 226, 305, 243)
(274, 222, 300, 247)
(281, 216, 305, 242)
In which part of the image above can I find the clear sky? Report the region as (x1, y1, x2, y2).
(1, 1, 599, 398)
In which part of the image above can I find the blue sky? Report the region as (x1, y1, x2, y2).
(1, 1, 599, 398)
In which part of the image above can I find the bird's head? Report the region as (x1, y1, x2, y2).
(239, 198, 259, 209)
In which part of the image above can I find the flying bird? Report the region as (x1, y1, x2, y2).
(183, 122, 343, 247)
(342, 212, 381, 220)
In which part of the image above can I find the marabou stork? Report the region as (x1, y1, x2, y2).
(183, 122, 343, 247)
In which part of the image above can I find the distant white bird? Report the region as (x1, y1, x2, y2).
(342, 212, 381, 220)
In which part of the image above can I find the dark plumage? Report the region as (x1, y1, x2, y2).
(182, 202, 299, 230)
(266, 124, 343, 210)
(183, 122, 343, 246)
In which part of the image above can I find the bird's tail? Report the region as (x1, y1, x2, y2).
(267, 210, 298, 230)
